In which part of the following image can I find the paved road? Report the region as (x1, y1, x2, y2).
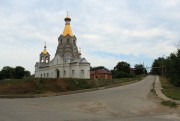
(0, 75, 179, 121)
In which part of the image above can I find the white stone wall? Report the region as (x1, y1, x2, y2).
(35, 58, 90, 79)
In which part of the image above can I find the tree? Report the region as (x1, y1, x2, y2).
(114, 61, 130, 74)
(134, 64, 146, 75)
(90, 66, 109, 71)
(112, 61, 131, 78)
(151, 48, 180, 87)
(151, 57, 165, 75)
(24, 70, 31, 77)
(14, 66, 25, 79)
(165, 49, 180, 87)
(0, 71, 3, 80)
(0, 66, 31, 79)
(1, 66, 14, 79)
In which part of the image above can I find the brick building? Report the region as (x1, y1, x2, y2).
(90, 70, 112, 79)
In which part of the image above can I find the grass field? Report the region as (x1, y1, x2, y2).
(0, 76, 145, 95)
(160, 77, 180, 100)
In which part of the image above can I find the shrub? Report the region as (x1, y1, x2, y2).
(114, 71, 130, 78)
(67, 79, 94, 91)
(35, 78, 46, 94)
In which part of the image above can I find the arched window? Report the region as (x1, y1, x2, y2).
(64, 70, 66, 75)
(44, 73, 45, 78)
(56, 69, 60, 78)
(60, 39, 62, 44)
(72, 70, 74, 75)
(73, 40, 76, 44)
(81, 70, 84, 75)
(67, 39, 69, 43)
(41, 56, 44, 63)
(46, 56, 49, 63)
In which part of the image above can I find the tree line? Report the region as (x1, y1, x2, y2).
(151, 49, 180, 87)
(91, 61, 147, 78)
(0, 66, 31, 80)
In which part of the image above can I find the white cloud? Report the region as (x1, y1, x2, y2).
(0, 0, 180, 73)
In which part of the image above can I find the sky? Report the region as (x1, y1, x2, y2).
(0, 0, 180, 74)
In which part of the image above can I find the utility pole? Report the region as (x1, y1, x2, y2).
(161, 55, 165, 77)
(161, 65, 163, 77)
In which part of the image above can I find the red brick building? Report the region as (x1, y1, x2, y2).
(90, 70, 112, 79)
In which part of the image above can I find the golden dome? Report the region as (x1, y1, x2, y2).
(62, 15, 73, 37)
(42, 49, 48, 55)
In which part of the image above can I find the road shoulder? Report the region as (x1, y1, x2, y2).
(154, 76, 180, 104)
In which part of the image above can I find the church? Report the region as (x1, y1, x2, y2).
(35, 15, 90, 79)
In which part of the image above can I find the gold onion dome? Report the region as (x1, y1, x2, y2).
(62, 15, 73, 37)
(42, 49, 48, 55)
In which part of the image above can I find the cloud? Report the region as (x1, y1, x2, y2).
(0, 0, 180, 73)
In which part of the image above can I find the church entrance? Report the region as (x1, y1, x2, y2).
(56, 69, 60, 78)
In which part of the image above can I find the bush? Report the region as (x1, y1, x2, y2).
(170, 78, 180, 87)
(35, 78, 46, 94)
(114, 71, 130, 78)
(67, 79, 94, 91)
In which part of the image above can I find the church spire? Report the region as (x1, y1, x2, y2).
(44, 42, 46, 50)
(42, 42, 48, 55)
(62, 12, 73, 37)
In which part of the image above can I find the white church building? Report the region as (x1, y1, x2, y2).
(35, 15, 90, 79)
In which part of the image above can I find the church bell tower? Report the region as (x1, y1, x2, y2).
(40, 42, 50, 63)
(56, 14, 80, 60)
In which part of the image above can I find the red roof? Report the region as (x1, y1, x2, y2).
(90, 70, 111, 75)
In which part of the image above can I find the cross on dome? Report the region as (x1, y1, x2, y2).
(67, 11, 69, 16)
(42, 41, 48, 55)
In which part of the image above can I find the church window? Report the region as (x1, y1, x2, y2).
(64, 70, 66, 75)
(60, 39, 62, 44)
(72, 70, 74, 75)
(41, 56, 44, 63)
(81, 70, 84, 75)
(44, 73, 45, 78)
(67, 39, 69, 43)
(46, 57, 49, 63)
(73, 40, 76, 44)
(47, 73, 49, 78)
(56, 69, 60, 78)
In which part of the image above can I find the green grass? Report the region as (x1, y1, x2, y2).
(162, 89, 180, 100)
(160, 77, 180, 100)
(161, 100, 177, 108)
